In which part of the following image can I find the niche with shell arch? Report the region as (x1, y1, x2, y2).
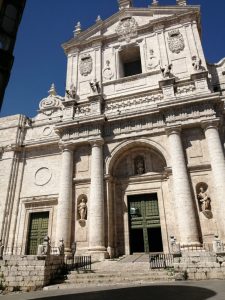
(196, 182, 212, 219)
(77, 194, 88, 226)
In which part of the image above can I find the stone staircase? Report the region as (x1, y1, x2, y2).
(44, 254, 178, 290)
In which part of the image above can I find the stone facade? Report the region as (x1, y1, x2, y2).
(0, 0, 225, 263)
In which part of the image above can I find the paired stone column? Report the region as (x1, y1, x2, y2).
(203, 120, 225, 239)
(88, 140, 108, 259)
(167, 127, 200, 247)
(55, 146, 73, 253)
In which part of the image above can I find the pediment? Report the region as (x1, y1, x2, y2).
(63, 5, 200, 51)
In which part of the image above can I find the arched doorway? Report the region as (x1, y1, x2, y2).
(107, 141, 170, 257)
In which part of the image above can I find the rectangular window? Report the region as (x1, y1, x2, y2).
(119, 45, 142, 78)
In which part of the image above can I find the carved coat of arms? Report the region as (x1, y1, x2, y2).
(79, 53, 93, 76)
(116, 17, 138, 42)
(168, 30, 185, 54)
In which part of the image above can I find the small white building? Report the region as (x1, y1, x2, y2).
(0, 0, 225, 261)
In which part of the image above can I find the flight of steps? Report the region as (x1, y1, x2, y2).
(44, 255, 178, 290)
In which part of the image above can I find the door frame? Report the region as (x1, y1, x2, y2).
(123, 183, 169, 255)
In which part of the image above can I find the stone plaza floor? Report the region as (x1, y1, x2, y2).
(0, 280, 225, 300)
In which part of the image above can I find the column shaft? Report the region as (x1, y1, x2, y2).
(168, 128, 200, 247)
(56, 148, 73, 251)
(89, 141, 106, 252)
(204, 124, 225, 238)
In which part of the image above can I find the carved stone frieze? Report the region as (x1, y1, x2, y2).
(176, 83, 196, 96)
(168, 29, 185, 54)
(61, 124, 102, 141)
(116, 16, 138, 43)
(104, 93, 163, 115)
(104, 115, 164, 137)
(79, 53, 93, 76)
(164, 102, 216, 125)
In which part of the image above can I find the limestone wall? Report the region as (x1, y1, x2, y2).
(0, 255, 64, 292)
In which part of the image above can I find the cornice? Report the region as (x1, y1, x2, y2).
(62, 9, 200, 53)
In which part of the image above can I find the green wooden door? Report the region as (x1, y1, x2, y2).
(128, 194, 163, 253)
(27, 212, 49, 255)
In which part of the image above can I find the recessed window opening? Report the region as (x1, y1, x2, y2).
(119, 46, 142, 78)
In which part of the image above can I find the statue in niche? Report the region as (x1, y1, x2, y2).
(78, 197, 87, 221)
(135, 156, 145, 175)
(197, 186, 211, 212)
(196, 183, 212, 218)
(160, 64, 173, 78)
(147, 49, 160, 70)
(89, 79, 101, 94)
(192, 56, 203, 72)
(103, 60, 114, 80)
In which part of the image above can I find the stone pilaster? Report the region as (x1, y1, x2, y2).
(167, 126, 200, 248)
(55, 146, 73, 254)
(88, 139, 108, 260)
(203, 120, 225, 239)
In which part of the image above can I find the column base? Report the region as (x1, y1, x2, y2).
(88, 246, 109, 261)
(180, 242, 202, 250)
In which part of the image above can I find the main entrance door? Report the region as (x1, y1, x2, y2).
(128, 194, 163, 253)
(27, 212, 49, 255)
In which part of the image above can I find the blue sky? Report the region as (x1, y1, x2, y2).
(1, 0, 225, 118)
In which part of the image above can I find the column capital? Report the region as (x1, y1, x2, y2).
(201, 119, 220, 131)
(89, 138, 104, 147)
(58, 143, 75, 152)
(165, 125, 182, 136)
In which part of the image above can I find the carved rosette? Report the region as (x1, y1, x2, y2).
(39, 86, 63, 116)
(168, 29, 185, 54)
(116, 16, 138, 42)
(79, 53, 93, 76)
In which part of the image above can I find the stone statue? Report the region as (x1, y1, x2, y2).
(90, 79, 101, 94)
(103, 60, 114, 80)
(135, 156, 145, 175)
(78, 198, 87, 220)
(66, 83, 76, 99)
(170, 236, 181, 254)
(160, 64, 173, 78)
(192, 56, 202, 71)
(197, 186, 211, 212)
(58, 238, 64, 255)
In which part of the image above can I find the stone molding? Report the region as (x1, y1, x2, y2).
(89, 138, 104, 147)
(63, 9, 200, 53)
(105, 138, 170, 174)
(201, 118, 221, 131)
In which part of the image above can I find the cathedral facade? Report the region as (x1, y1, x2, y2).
(0, 0, 225, 260)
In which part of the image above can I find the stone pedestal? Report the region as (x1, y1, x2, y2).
(55, 147, 73, 254)
(203, 120, 225, 239)
(167, 127, 200, 248)
(88, 140, 108, 260)
(191, 71, 210, 94)
(159, 77, 175, 100)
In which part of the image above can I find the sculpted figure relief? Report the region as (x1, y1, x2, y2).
(78, 198, 87, 220)
(197, 186, 211, 212)
(147, 49, 160, 70)
(103, 60, 114, 80)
